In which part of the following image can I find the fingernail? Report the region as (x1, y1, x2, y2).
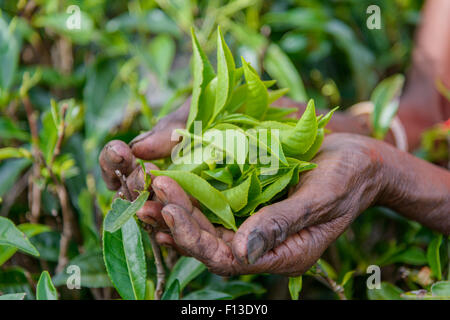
(129, 131, 153, 146)
(247, 231, 266, 264)
(153, 186, 168, 204)
(161, 210, 174, 229)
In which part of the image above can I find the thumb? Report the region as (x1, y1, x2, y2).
(129, 98, 190, 160)
(130, 121, 184, 160)
(232, 195, 318, 265)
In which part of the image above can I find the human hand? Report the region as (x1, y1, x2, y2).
(151, 133, 386, 276)
(98, 99, 190, 229)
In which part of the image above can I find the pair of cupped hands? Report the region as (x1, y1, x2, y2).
(99, 99, 389, 276)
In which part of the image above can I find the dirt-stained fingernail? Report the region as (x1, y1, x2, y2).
(153, 186, 168, 204)
(161, 208, 175, 229)
(130, 131, 153, 147)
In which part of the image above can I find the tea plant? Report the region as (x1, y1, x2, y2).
(0, 0, 448, 301)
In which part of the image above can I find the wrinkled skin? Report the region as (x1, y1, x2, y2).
(99, 0, 450, 276)
(100, 129, 450, 276)
(150, 134, 450, 276)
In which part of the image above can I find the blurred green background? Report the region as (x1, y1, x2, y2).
(0, 0, 448, 300)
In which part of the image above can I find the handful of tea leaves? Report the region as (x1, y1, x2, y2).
(150, 28, 338, 230)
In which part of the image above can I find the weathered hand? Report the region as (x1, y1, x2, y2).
(152, 134, 388, 276)
(98, 99, 190, 229)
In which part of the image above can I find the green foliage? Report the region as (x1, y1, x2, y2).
(0, 292, 26, 300)
(162, 280, 180, 300)
(288, 276, 302, 300)
(166, 257, 207, 292)
(154, 29, 330, 230)
(36, 271, 58, 300)
(370, 74, 405, 139)
(1, 0, 446, 301)
(103, 218, 147, 300)
(427, 234, 443, 280)
(103, 191, 149, 233)
(367, 282, 403, 300)
(152, 170, 237, 230)
(0, 223, 50, 266)
(0, 217, 39, 259)
(53, 250, 112, 288)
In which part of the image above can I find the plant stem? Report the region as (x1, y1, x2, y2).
(23, 95, 78, 273)
(146, 225, 166, 300)
(23, 95, 42, 223)
(115, 170, 132, 200)
(50, 103, 68, 166)
(116, 169, 166, 299)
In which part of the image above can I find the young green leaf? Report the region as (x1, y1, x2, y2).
(219, 113, 260, 127)
(263, 79, 277, 88)
(297, 128, 324, 161)
(77, 189, 100, 251)
(103, 218, 147, 300)
(430, 281, 450, 298)
(241, 57, 268, 119)
(203, 167, 234, 187)
(36, 271, 58, 300)
(367, 282, 403, 300)
(0, 223, 50, 266)
(371, 74, 404, 139)
(246, 128, 288, 166)
(0, 293, 26, 300)
(239, 167, 295, 216)
(247, 171, 262, 200)
(161, 280, 180, 300)
(151, 170, 237, 230)
(0, 117, 30, 141)
(318, 106, 339, 128)
(211, 27, 235, 122)
(268, 88, 290, 105)
(340, 271, 355, 287)
(222, 175, 252, 211)
(281, 99, 318, 156)
(182, 289, 232, 300)
(186, 28, 215, 132)
(288, 276, 302, 300)
(427, 234, 443, 280)
(225, 84, 248, 113)
(166, 257, 206, 291)
(103, 191, 149, 233)
(264, 44, 307, 102)
(0, 16, 19, 91)
(53, 250, 112, 288)
(0, 217, 39, 258)
(0, 147, 32, 160)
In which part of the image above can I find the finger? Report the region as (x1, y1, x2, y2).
(126, 162, 160, 200)
(250, 214, 353, 276)
(152, 176, 193, 212)
(130, 99, 190, 160)
(136, 201, 166, 229)
(155, 231, 175, 247)
(161, 204, 235, 275)
(191, 207, 217, 235)
(99, 140, 136, 190)
(155, 232, 189, 256)
(153, 176, 216, 234)
(216, 227, 235, 244)
(232, 190, 327, 265)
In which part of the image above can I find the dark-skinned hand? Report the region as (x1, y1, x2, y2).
(100, 99, 450, 276)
